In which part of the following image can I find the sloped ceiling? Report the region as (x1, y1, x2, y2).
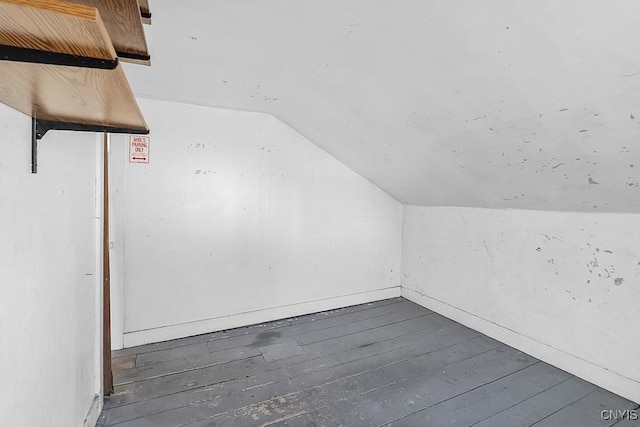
(124, 0, 640, 212)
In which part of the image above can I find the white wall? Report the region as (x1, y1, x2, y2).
(402, 205, 640, 403)
(124, 1, 640, 212)
(0, 104, 103, 426)
(112, 98, 402, 347)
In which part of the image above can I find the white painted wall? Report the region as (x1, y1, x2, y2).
(112, 98, 402, 347)
(0, 104, 103, 426)
(124, 0, 640, 212)
(402, 206, 640, 403)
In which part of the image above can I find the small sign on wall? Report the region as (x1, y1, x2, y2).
(129, 135, 150, 163)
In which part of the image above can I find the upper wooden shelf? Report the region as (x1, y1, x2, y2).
(0, 0, 148, 135)
(68, 0, 150, 64)
(0, 0, 117, 60)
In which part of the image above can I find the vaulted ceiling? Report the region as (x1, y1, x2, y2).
(124, 0, 640, 212)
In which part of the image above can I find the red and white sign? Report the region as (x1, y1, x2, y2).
(129, 135, 150, 163)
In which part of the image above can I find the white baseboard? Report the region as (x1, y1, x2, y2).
(83, 394, 101, 427)
(402, 287, 640, 405)
(124, 287, 401, 348)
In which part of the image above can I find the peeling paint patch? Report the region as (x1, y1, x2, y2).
(614, 278, 624, 286)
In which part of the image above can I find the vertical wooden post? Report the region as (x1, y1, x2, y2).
(103, 133, 113, 395)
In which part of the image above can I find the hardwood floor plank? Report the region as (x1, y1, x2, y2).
(135, 343, 211, 367)
(290, 346, 538, 427)
(105, 313, 446, 410)
(114, 346, 261, 386)
(292, 303, 429, 346)
(265, 409, 333, 427)
(102, 323, 481, 425)
(611, 411, 640, 427)
(531, 389, 638, 427)
(258, 339, 305, 362)
(112, 355, 136, 372)
(104, 356, 266, 409)
(472, 376, 597, 427)
(385, 362, 572, 426)
(187, 342, 514, 426)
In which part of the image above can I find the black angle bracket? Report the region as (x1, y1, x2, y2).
(31, 118, 149, 174)
(0, 44, 118, 69)
(116, 50, 151, 62)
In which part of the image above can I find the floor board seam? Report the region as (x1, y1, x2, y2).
(466, 375, 577, 426)
(299, 313, 437, 347)
(527, 390, 597, 427)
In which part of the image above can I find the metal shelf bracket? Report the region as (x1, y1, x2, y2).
(31, 118, 149, 174)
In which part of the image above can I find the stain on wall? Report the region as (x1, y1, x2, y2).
(402, 206, 640, 401)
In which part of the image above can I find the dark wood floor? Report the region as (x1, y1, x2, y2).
(98, 298, 638, 427)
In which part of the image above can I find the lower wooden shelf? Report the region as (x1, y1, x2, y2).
(0, 59, 149, 133)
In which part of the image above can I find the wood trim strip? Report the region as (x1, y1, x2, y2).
(103, 132, 113, 396)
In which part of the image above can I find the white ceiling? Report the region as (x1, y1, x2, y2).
(124, 0, 640, 212)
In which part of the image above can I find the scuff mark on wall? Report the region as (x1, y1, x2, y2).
(482, 239, 494, 263)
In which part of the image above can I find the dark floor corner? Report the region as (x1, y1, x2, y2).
(97, 298, 639, 427)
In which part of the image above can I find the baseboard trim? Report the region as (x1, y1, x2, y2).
(83, 394, 101, 427)
(124, 287, 401, 348)
(402, 287, 640, 404)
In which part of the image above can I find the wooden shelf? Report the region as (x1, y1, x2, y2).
(0, 60, 149, 133)
(0, 0, 116, 60)
(0, 0, 148, 134)
(139, 0, 151, 24)
(68, 0, 150, 64)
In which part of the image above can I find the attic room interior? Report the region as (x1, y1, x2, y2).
(1, 0, 639, 426)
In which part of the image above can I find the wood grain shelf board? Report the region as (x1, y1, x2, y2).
(139, 0, 151, 25)
(0, 60, 148, 132)
(69, 0, 150, 64)
(0, 0, 116, 60)
(139, 0, 149, 17)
